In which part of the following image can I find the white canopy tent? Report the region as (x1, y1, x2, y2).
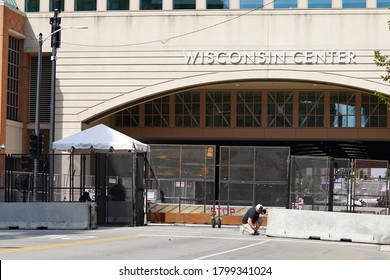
(52, 124, 148, 153)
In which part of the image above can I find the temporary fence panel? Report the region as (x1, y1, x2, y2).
(352, 159, 389, 215)
(94, 152, 146, 226)
(0, 152, 146, 226)
(288, 156, 334, 211)
(147, 144, 216, 208)
(333, 158, 353, 212)
(219, 146, 290, 207)
(1, 154, 49, 203)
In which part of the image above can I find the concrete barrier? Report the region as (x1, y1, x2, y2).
(0, 202, 98, 230)
(266, 208, 390, 245)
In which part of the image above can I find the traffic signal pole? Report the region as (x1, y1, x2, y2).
(49, 7, 61, 199)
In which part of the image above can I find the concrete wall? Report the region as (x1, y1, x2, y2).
(266, 208, 390, 245)
(0, 202, 98, 229)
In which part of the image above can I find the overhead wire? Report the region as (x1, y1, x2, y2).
(57, 0, 277, 48)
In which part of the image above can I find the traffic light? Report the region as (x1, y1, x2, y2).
(21, 156, 30, 170)
(50, 9, 61, 48)
(37, 133, 44, 154)
(29, 133, 38, 155)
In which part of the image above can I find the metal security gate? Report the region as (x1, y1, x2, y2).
(288, 156, 335, 211)
(333, 158, 353, 212)
(352, 159, 389, 215)
(219, 146, 290, 207)
(95, 153, 146, 226)
(147, 144, 216, 208)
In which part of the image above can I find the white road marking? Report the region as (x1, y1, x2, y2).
(32, 235, 97, 240)
(194, 240, 269, 260)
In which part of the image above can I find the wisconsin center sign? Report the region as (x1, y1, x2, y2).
(183, 50, 357, 65)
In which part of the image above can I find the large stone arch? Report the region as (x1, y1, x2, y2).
(80, 69, 388, 124)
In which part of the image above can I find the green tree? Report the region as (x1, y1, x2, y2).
(296, 175, 313, 193)
(374, 16, 390, 110)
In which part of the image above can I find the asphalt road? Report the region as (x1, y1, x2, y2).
(1, 224, 389, 260)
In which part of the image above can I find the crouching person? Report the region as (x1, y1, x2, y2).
(240, 204, 265, 235)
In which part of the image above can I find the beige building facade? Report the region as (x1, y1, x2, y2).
(2, 0, 390, 159)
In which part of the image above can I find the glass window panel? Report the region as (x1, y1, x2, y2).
(342, 0, 365, 8)
(115, 107, 139, 127)
(308, 0, 331, 8)
(144, 97, 169, 127)
(25, 0, 39, 12)
(285, 104, 293, 113)
(240, 0, 263, 9)
(237, 104, 244, 114)
(207, 0, 229, 9)
(206, 91, 230, 127)
(379, 116, 387, 126)
(236, 91, 262, 127)
(75, 0, 97, 11)
(7, 37, 20, 121)
(183, 116, 191, 126)
(162, 104, 169, 114)
(245, 117, 253, 126)
(316, 117, 324, 127)
(274, 0, 297, 8)
(379, 104, 387, 114)
(173, 0, 196, 9)
(298, 91, 324, 127)
(267, 91, 293, 127)
(378, 0, 390, 8)
(107, 0, 129, 10)
(330, 91, 356, 127)
(175, 91, 200, 127)
(214, 116, 222, 126)
(140, 0, 162, 10)
(361, 93, 387, 127)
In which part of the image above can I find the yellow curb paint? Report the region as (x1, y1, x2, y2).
(0, 234, 141, 255)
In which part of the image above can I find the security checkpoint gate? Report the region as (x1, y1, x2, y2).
(217, 146, 290, 226)
(1, 152, 147, 227)
(351, 159, 389, 215)
(95, 153, 146, 226)
(288, 156, 389, 214)
(288, 156, 335, 211)
(146, 144, 216, 208)
(333, 158, 353, 212)
(219, 146, 290, 207)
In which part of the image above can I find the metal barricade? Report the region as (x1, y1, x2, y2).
(0, 152, 147, 225)
(352, 159, 389, 215)
(288, 156, 334, 211)
(147, 144, 216, 220)
(219, 146, 290, 207)
(333, 158, 353, 212)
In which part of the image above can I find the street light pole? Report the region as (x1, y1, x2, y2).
(32, 33, 43, 201)
(32, 11, 87, 199)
